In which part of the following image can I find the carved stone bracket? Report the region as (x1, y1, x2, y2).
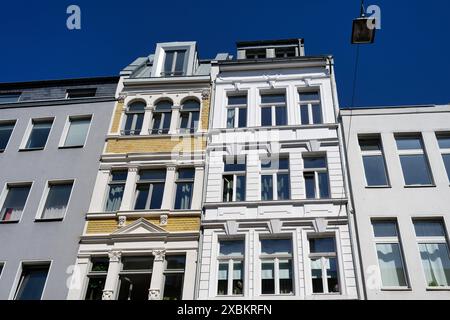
(118, 216, 127, 228)
(152, 249, 166, 262)
(148, 289, 160, 300)
(108, 250, 122, 263)
(117, 94, 127, 103)
(201, 90, 210, 100)
(102, 290, 114, 300)
(160, 214, 168, 226)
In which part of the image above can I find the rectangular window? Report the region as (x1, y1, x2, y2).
(118, 256, 154, 300)
(24, 119, 53, 150)
(14, 263, 50, 300)
(134, 169, 166, 210)
(436, 133, 450, 182)
(0, 184, 31, 222)
(217, 240, 245, 296)
(163, 50, 187, 76)
(413, 219, 450, 287)
(63, 116, 91, 147)
(0, 263, 3, 277)
(246, 49, 266, 59)
(299, 90, 322, 125)
(260, 93, 287, 126)
(396, 135, 433, 185)
(261, 157, 290, 201)
(359, 136, 389, 186)
(105, 171, 128, 212)
(0, 121, 16, 151)
(85, 257, 109, 300)
(303, 156, 330, 199)
(163, 255, 186, 300)
(179, 100, 200, 133)
(151, 101, 172, 134)
(275, 47, 296, 58)
(309, 237, 340, 293)
(372, 220, 408, 288)
(260, 238, 293, 295)
(40, 182, 73, 220)
(66, 88, 97, 99)
(0, 93, 21, 104)
(174, 168, 194, 210)
(223, 158, 246, 202)
(226, 95, 247, 129)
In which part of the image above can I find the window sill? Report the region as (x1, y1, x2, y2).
(19, 147, 45, 152)
(426, 286, 450, 291)
(380, 287, 411, 291)
(58, 145, 84, 149)
(0, 220, 20, 224)
(403, 184, 436, 188)
(365, 185, 392, 189)
(34, 218, 64, 222)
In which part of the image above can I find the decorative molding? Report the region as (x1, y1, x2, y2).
(225, 220, 239, 235)
(152, 249, 166, 261)
(108, 250, 122, 263)
(117, 94, 127, 103)
(313, 217, 328, 233)
(201, 90, 210, 100)
(102, 290, 114, 300)
(268, 219, 282, 234)
(306, 140, 321, 152)
(127, 166, 139, 173)
(118, 216, 127, 228)
(166, 165, 176, 171)
(160, 214, 168, 226)
(232, 82, 241, 92)
(149, 289, 160, 300)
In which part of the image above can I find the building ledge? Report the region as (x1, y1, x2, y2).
(203, 198, 348, 209)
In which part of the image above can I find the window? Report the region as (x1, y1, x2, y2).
(0, 263, 4, 277)
(118, 256, 154, 300)
(226, 95, 247, 129)
(163, 50, 187, 76)
(105, 171, 127, 212)
(14, 263, 50, 300)
(275, 47, 296, 58)
(223, 158, 246, 202)
(372, 220, 408, 288)
(413, 220, 450, 287)
(217, 240, 244, 296)
(299, 91, 322, 125)
(0, 121, 15, 151)
(359, 136, 389, 186)
(309, 237, 340, 293)
(63, 116, 91, 147)
(163, 255, 186, 300)
(261, 157, 290, 201)
(124, 101, 145, 136)
(151, 101, 172, 134)
(436, 133, 450, 182)
(0, 184, 31, 222)
(0, 93, 21, 104)
(24, 119, 53, 150)
(40, 181, 73, 220)
(260, 93, 287, 126)
(66, 88, 97, 99)
(246, 49, 266, 59)
(179, 100, 200, 133)
(303, 156, 330, 199)
(260, 238, 293, 295)
(174, 168, 194, 210)
(396, 135, 433, 185)
(85, 257, 109, 300)
(134, 169, 166, 210)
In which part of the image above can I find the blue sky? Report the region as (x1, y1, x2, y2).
(0, 0, 449, 107)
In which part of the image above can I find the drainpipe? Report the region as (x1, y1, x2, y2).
(327, 56, 366, 300)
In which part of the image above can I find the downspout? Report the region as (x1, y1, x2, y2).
(327, 56, 366, 300)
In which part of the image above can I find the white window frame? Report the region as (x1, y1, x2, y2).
(0, 182, 33, 223)
(9, 260, 52, 300)
(436, 133, 450, 183)
(161, 254, 186, 300)
(260, 157, 290, 201)
(150, 102, 172, 135)
(226, 94, 247, 129)
(122, 102, 145, 136)
(303, 155, 329, 199)
(116, 255, 154, 300)
(0, 120, 17, 152)
(371, 219, 409, 289)
(19, 117, 54, 151)
(35, 179, 75, 221)
(216, 239, 245, 297)
(59, 114, 92, 148)
(222, 157, 246, 202)
(178, 101, 200, 133)
(298, 90, 322, 125)
(133, 169, 166, 210)
(173, 168, 195, 210)
(162, 49, 187, 76)
(84, 256, 109, 300)
(259, 92, 287, 127)
(103, 170, 128, 212)
(358, 135, 390, 187)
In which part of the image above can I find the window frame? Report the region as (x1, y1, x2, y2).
(179, 100, 200, 134)
(0, 182, 33, 223)
(226, 94, 248, 129)
(65, 88, 97, 99)
(116, 255, 154, 300)
(133, 169, 166, 210)
(122, 101, 146, 136)
(173, 168, 195, 210)
(36, 179, 75, 221)
(150, 101, 172, 135)
(162, 254, 186, 300)
(260, 157, 290, 201)
(303, 155, 330, 199)
(222, 157, 247, 202)
(12, 261, 51, 300)
(358, 135, 390, 187)
(217, 239, 245, 297)
(0, 120, 17, 152)
(259, 91, 287, 127)
(84, 256, 109, 300)
(298, 89, 323, 125)
(104, 170, 128, 212)
(59, 115, 92, 148)
(21, 118, 54, 151)
(0, 92, 21, 104)
(436, 133, 450, 184)
(162, 49, 188, 77)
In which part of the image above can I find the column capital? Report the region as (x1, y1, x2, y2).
(148, 289, 160, 300)
(172, 104, 182, 110)
(102, 290, 114, 300)
(127, 166, 139, 173)
(118, 216, 127, 228)
(201, 90, 210, 100)
(152, 249, 166, 262)
(108, 250, 122, 263)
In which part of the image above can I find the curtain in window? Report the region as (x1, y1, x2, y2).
(261, 175, 273, 201)
(105, 185, 124, 212)
(376, 243, 407, 287)
(227, 109, 235, 128)
(175, 183, 192, 209)
(233, 262, 242, 280)
(261, 263, 274, 279)
(1, 187, 30, 221)
(65, 119, 90, 146)
(218, 263, 228, 280)
(418, 243, 450, 287)
(277, 174, 289, 200)
(42, 184, 72, 219)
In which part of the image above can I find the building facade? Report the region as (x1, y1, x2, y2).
(67, 42, 213, 300)
(341, 105, 450, 299)
(0, 77, 117, 299)
(197, 39, 360, 300)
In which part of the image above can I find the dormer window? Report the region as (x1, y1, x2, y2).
(162, 50, 187, 76)
(245, 49, 266, 59)
(275, 47, 296, 58)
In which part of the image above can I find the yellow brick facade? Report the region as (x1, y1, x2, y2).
(105, 136, 206, 154)
(200, 96, 210, 131)
(85, 216, 201, 235)
(110, 101, 124, 134)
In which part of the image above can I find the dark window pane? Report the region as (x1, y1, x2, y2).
(275, 106, 287, 126)
(437, 135, 450, 149)
(223, 175, 233, 202)
(414, 220, 446, 237)
(151, 114, 162, 133)
(91, 258, 109, 272)
(277, 174, 290, 200)
(111, 171, 128, 181)
(299, 91, 320, 101)
(66, 88, 96, 99)
(300, 105, 309, 125)
(85, 277, 106, 300)
(149, 183, 164, 209)
(228, 95, 247, 105)
(312, 104, 322, 124)
(0, 122, 15, 150)
(233, 261, 243, 295)
(304, 173, 315, 199)
(217, 263, 228, 295)
(373, 221, 398, 237)
(261, 263, 275, 294)
(179, 113, 190, 129)
(0, 93, 21, 103)
(26, 121, 52, 149)
(178, 168, 195, 180)
(304, 157, 326, 169)
(128, 101, 145, 112)
(442, 154, 450, 181)
(279, 260, 293, 294)
(105, 184, 124, 212)
(326, 258, 340, 292)
(182, 100, 200, 111)
(261, 107, 272, 126)
(15, 265, 49, 300)
(261, 239, 292, 254)
(261, 175, 273, 201)
(191, 111, 199, 131)
(162, 113, 172, 131)
(220, 240, 244, 256)
(309, 238, 335, 253)
(166, 256, 186, 270)
(122, 256, 153, 270)
(238, 108, 247, 128)
(156, 101, 173, 111)
(163, 273, 184, 300)
(311, 259, 323, 293)
(236, 176, 246, 201)
(1, 185, 31, 221)
(363, 155, 389, 186)
(226, 108, 235, 128)
(261, 94, 285, 104)
(174, 182, 193, 209)
(124, 114, 134, 135)
(396, 136, 422, 150)
(42, 183, 73, 219)
(224, 160, 246, 172)
(118, 274, 151, 300)
(359, 138, 382, 151)
(164, 51, 175, 74)
(400, 154, 432, 185)
(318, 172, 330, 198)
(140, 169, 166, 181)
(174, 50, 186, 74)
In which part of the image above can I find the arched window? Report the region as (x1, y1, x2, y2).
(179, 100, 200, 133)
(151, 100, 172, 134)
(123, 101, 145, 135)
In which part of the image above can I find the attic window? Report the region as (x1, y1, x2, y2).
(162, 50, 187, 77)
(245, 49, 266, 59)
(0, 93, 21, 104)
(66, 88, 97, 99)
(275, 47, 296, 58)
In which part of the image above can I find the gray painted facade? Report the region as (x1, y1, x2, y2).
(0, 78, 117, 299)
